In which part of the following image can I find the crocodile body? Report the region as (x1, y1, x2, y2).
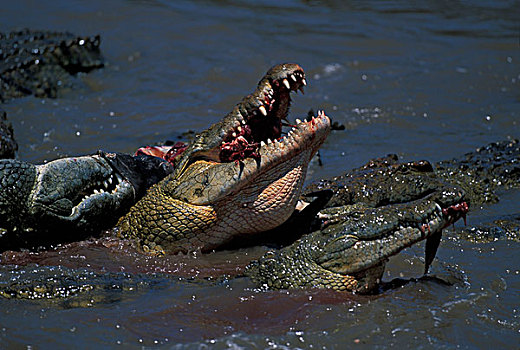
(0, 29, 103, 101)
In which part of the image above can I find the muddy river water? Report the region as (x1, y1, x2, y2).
(0, 0, 519, 348)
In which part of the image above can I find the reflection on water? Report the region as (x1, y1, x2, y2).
(0, 0, 519, 348)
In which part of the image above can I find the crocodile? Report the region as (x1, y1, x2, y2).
(0, 63, 317, 252)
(0, 63, 326, 256)
(455, 215, 520, 243)
(245, 155, 468, 292)
(0, 29, 103, 101)
(115, 63, 328, 255)
(0, 151, 173, 250)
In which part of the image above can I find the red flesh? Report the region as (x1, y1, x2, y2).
(442, 201, 469, 227)
(135, 141, 188, 166)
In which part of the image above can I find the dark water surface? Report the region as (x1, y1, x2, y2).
(1, 0, 519, 348)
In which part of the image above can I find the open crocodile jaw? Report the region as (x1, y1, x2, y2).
(53, 151, 176, 224)
(31, 155, 135, 223)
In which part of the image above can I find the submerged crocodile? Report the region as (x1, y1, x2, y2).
(435, 139, 520, 206)
(0, 29, 103, 101)
(6, 62, 520, 298)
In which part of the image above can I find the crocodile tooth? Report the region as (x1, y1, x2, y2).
(242, 119, 246, 125)
(116, 174, 124, 183)
(291, 74, 297, 82)
(283, 79, 291, 89)
(237, 126, 242, 132)
(93, 189, 100, 195)
(295, 118, 302, 124)
(259, 105, 267, 116)
(267, 138, 272, 144)
(232, 132, 237, 138)
(108, 176, 113, 185)
(103, 180, 109, 189)
(260, 140, 266, 147)
(302, 78, 307, 86)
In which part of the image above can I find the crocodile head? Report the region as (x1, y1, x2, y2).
(30, 154, 134, 227)
(31, 152, 173, 231)
(246, 156, 469, 293)
(0, 152, 172, 246)
(118, 63, 331, 254)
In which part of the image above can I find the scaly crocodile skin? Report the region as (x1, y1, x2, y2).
(118, 114, 330, 254)
(0, 153, 173, 250)
(117, 64, 331, 254)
